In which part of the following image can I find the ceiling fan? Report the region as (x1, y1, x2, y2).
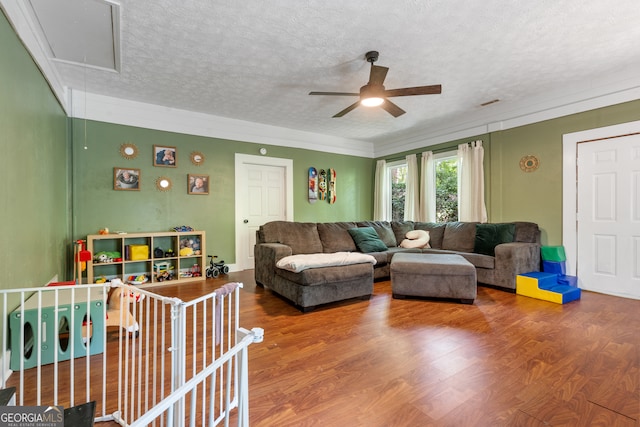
(309, 51, 442, 118)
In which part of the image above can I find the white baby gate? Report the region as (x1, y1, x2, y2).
(0, 282, 263, 426)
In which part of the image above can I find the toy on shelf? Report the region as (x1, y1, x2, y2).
(191, 263, 202, 277)
(127, 274, 149, 285)
(94, 251, 122, 263)
(206, 255, 229, 279)
(179, 237, 201, 256)
(172, 225, 194, 232)
(154, 262, 174, 282)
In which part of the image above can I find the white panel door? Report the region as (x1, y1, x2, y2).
(235, 154, 293, 271)
(577, 134, 640, 299)
(246, 164, 285, 266)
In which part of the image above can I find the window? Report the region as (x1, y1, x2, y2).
(434, 153, 458, 222)
(378, 151, 460, 223)
(387, 160, 407, 222)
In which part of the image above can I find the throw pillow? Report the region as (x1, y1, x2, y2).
(356, 221, 397, 247)
(348, 227, 388, 253)
(474, 223, 516, 256)
(400, 230, 431, 249)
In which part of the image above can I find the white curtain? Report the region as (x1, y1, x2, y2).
(404, 154, 419, 221)
(373, 160, 390, 220)
(458, 140, 487, 223)
(419, 151, 436, 222)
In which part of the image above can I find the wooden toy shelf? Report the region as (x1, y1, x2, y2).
(85, 231, 206, 287)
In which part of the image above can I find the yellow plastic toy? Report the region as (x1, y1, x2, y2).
(516, 272, 580, 304)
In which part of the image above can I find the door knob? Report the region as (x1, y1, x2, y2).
(243, 219, 249, 224)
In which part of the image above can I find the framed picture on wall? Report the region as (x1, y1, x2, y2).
(188, 174, 209, 195)
(114, 167, 140, 191)
(153, 145, 177, 167)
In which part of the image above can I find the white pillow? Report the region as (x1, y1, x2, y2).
(400, 229, 431, 249)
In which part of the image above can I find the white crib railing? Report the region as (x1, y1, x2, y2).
(0, 282, 261, 426)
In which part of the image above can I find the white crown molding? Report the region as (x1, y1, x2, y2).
(6, 0, 637, 160)
(70, 90, 375, 158)
(374, 71, 640, 158)
(0, 0, 69, 114)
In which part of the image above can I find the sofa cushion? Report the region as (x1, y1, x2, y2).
(317, 222, 358, 253)
(513, 222, 541, 243)
(391, 221, 414, 245)
(356, 221, 397, 247)
(458, 252, 496, 269)
(367, 251, 392, 266)
(441, 222, 478, 252)
(413, 222, 446, 249)
(348, 227, 388, 253)
(275, 262, 373, 286)
(261, 221, 323, 254)
(474, 223, 516, 256)
(385, 247, 420, 263)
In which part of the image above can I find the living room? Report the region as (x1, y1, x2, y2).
(1, 2, 639, 425)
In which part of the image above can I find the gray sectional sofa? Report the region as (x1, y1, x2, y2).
(254, 220, 541, 311)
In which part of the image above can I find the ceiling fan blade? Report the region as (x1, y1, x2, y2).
(384, 84, 442, 97)
(369, 65, 389, 86)
(380, 99, 406, 117)
(309, 91, 359, 96)
(333, 101, 360, 118)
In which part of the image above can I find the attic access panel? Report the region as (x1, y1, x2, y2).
(28, 0, 120, 71)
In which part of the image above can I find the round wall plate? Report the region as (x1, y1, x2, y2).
(520, 155, 539, 172)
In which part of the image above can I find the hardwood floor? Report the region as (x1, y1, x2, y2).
(150, 270, 639, 427)
(15, 270, 640, 426)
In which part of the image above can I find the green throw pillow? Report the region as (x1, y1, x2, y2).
(348, 227, 388, 253)
(474, 223, 516, 256)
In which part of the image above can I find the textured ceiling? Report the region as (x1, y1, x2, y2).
(7, 0, 640, 153)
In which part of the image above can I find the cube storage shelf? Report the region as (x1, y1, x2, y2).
(86, 231, 206, 287)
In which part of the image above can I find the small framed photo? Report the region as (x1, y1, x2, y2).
(153, 145, 177, 167)
(114, 168, 140, 191)
(188, 174, 209, 195)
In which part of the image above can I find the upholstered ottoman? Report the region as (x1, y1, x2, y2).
(391, 253, 477, 304)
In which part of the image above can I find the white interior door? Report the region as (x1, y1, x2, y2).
(235, 154, 293, 271)
(577, 134, 640, 299)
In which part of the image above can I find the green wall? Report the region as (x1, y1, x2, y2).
(378, 100, 640, 245)
(4, 4, 640, 283)
(489, 100, 640, 245)
(71, 119, 374, 264)
(0, 10, 69, 292)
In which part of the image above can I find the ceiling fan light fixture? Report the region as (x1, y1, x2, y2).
(308, 51, 442, 117)
(360, 84, 385, 107)
(361, 97, 385, 107)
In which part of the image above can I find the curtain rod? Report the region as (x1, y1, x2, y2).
(382, 140, 483, 163)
